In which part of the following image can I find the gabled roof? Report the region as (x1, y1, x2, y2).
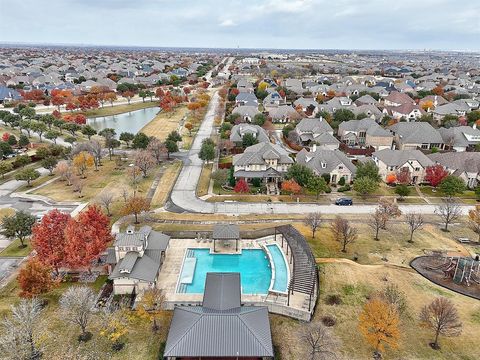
(296, 148, 356, 174)
(233, 142, 293, 167)
(295, 118, 333, 135)
(388, 122, 443, 144)
(212, 225, 240, 241)
(429, 152, 480, 174)
(373, 149, 434, 167)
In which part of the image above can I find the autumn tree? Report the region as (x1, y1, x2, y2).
(396, 167, 411, 185)
(65, 205, 113, 270)
(304, 212, 322, 239)
(147, 137, 166, 164)
(134, 150, 156, 177)
(184, 122, 193, 135)
(136, 288, 165, 332)
(60, 286, 97, 342)
(330, 216, 357, 253)
(1, 210, 36, 247)
(358, 299, 400, 357)
(281, 179, 302, 195)
(18, 258, 55, 298)
(73, 151, 94, 178)
(105, 92, 117, 106)
(55, 160, 74, 186)
(377, 198, 401, 229)
(234, 178, 250, 193)
(121, 196, 150, 224)
(419, 297, 462, 350)
(368, 209, 384, 241)
(467, 208, 480, 242)
(405, 212, 424, 243)
(425, 164, 449, 187)
(100, 306, 129, 351)
(435, 198, 461, 231)
(32, 209, 71, 274)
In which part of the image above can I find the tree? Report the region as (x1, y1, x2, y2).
(286, 164, 314, 187)
(18, 258, 55, 298)
(147, 137, 166, 164)
(242, 132, 258, 148)
(134, 150, 156, 178)
(425, 164, 449, 187)
(368, 209, 384, 241)
(81, 125, 97, 140)
(333, 108, 355, 123)
(353, 176, 378, 197)
(396, 167, 411, 185)
(467, 208, 480, 242)
(121, 196, 150, 224)
(307, 176, 328, 200)
(136, 288, 165, 332)
(60, 286, 97, 341)
(199, 139, 215, 162)
(105, 92, 117, 106)
(385, 173, 396, 185)
(379, 284, 408, 316)
(55, 160, 74, 185)
(330, 216, 357, 253)
(119, 132, 134, 147)
(304, 212, 322, 239)
(234, 178, 250, 193)
(395, 184, 410, 200)
(14, 168, 40, 187)
(404, 212, 424, 243)
(13, 155, 31, 168)
(0, 298, 43, 360)
(132, 132, 150, 149)
(301, 323, 337, 360)
(211, 169, 228, 185)
(0, 161, 13, 179)
(88, 139, 103, 170)
(281, 179, 302, 195)
(18, 134, 30, 148)
(439, 176, 466, 197)
(73, 151, 94, 178)
(356, 161, 381, 182)
(377, 198, 401, 229)
(7, 134, 17, 146)
(64, 205, 113, 270)
(30, 121, 47, 142)
(253, 113, 266, 126)
(32, 209, 71, 274)
(165, 139, 178, 158)
(100, 306, 129, 351)
(184, 122, 193, 135)
(358, 299, 400, 356)
(105, 137, 121, 160)
(419, 297, 462, 350)
(45, 129, 61, 144)
(98, 192, 115, 217)
(41, 157, 58, 175)
(435, 197, 462, 231)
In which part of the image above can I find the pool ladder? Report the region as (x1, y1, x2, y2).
(186, 249, 194, 258)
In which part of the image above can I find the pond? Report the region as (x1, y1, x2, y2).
(87, 106, 160, 137)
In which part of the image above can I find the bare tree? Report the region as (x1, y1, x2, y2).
(0, 298, 43, 360)
(98, 192, 115, 216)
(368, 209, 383, 241)
(330, 216, 357, 253)
(88, 140, 103, 171)
(419, 297, 462, 350)
(435, 198, 461, 231)
(377, 198, 401, 229)
(128, 166, 141, 196)
(136, 288, 165, 332)
(467, 208, 480, 242)
(147, 138, 166, 165)
(379, 284, 408, 316)
(134, 150, 156, 178)
(121, 187, 130, 203)
(72, 176, 84, 198)
(302, 323, 338, 360)
(304, 212, 322, 239)
(60, 286, 97, 342)
(405, 212, 424, 243)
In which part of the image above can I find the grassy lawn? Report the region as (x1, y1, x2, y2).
(80, 101, 159, 118)
(197, 163, 213, 197)
(0, 238, 31, 257)
(150, 161, 182, 207)
(140, 106, 188, 141)
(420, 185, 476, 199)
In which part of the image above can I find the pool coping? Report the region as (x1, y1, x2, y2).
(264, 243, 290, 296)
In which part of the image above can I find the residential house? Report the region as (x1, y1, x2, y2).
(237, 78, 255, 93)
(0, 85, 22, 103)
(372, 149, 434, 184)
(354, 94, 379, 106)
(233, 142, 293, 194)
(432, 102, 470, 122)
(296, 146, 356, 184)
(294, 118, 338, 149)
(164, 273, 274, 359)
(429, 152, 480, 188)
(230, 124, 270, 147)
(232, 105, 260, 122)
(383, 91, 414, 107)
(293, 97, 319, 117)
(338, 118, 393, 150)
(235, 92, 258, 106)
(285, 78, 304, 94)
(383, 102, 425, 121)
(388, 122, 444, 150)
(268, 105, 301, 123)
(263, 91, 286, 109)
(107, 226, 170, 295)
(438, 126, 480, 152)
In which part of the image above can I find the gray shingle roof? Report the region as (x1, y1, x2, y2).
(233, 142, 293, 167)
(230, 124, 270, 143)
(212, 224, 240, 240)
(388, 122, 443, 144)
(373, 149, 434, 167)
(295, 117, 333, 135)
(296, 148, 357, 174)
(429, 152, 480, 174)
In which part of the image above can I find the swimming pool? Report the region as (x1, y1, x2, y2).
(178, 248, 273, 294)
(266, 244, 289, 293)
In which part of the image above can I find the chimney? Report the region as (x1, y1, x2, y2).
(473, 123, 477, 130)
(311, 143, 317, 152)
(126, 225, 135, 234)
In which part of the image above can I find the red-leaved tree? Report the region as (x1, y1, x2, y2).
(425, 164, 449, 187)
(65, 205, 113, 271)
(396, 167, 411, 185)
(32, 209, 72, 274)
(234, 178, 250, 193)
(18, 258, 55, 298)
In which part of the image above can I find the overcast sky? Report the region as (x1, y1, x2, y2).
(1, 0, 479, 50)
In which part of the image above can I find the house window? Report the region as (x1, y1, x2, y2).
(415, 167, 420, 171)
(338, 166, 343, 170)
(421, 144, 428, 149)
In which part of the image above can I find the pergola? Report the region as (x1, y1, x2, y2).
(212, 224, 240, 252)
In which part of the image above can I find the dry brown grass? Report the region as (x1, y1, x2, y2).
(140, 106, 188, 141)
(196, 163, 212, 197)
(150, 161, 182, 207)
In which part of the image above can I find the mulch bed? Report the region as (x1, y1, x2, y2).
(410, 256, 480, 300)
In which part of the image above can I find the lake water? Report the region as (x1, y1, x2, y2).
(87, 106, 160, 136)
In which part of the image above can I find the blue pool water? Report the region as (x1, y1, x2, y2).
(181, 248, 272, 294)
(267, 244, 289, 293)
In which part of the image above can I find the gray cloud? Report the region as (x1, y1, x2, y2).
(0, 0, 478, 50)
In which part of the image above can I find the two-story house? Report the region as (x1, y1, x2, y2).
(388, 122, 444, 150)
(294, 117, 338, 149)
(229, 124, 270, 147)
(338, 118, 393, 150)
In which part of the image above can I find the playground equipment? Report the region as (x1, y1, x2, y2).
(431, 256, 480, 287)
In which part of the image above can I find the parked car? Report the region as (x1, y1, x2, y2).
(335, 197, 353, 206)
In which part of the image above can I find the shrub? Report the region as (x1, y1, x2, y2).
(338, 176, 346, 186)
(252, 178, 261, 187)
(325, 294, 342, 305)
(325, 186, 332, 193)
(321, 173, 331, 184)
(321, 315, 337, 327)
(338, 184, 351, 192)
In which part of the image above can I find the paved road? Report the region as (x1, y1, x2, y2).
(168, 57, 475, 216)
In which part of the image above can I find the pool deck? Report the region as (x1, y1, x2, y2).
(158, 235, 313, 319)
